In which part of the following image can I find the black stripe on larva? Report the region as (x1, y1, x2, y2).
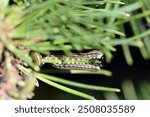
(52, 63, 101, 71)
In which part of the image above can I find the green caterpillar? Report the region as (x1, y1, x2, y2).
(30, 50, 104, 71)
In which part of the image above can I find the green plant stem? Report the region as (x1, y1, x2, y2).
(35, 72, 120, 92)
(36, 75, 96, 100)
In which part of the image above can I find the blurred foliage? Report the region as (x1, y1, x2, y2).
(103, 0, 150, 100)
(104, 78, 150, 100)
(0, 0, 150, 99)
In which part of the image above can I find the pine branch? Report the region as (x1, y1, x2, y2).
(0, 0, 150, 99)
